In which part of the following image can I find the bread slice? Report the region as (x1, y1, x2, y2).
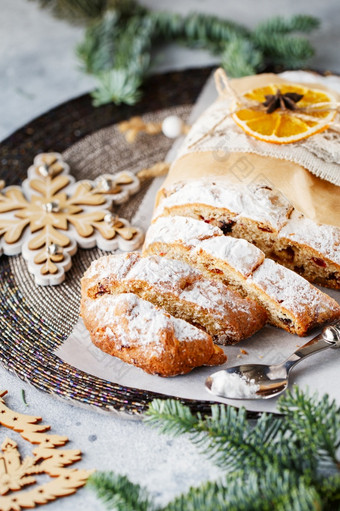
(155, 179, 293, 252)
(81, 292, 226, 376)
(81, 252, 267, 345)
(154, 179, 340, 289)
(274, 211, 340, 289)
(143, 216, 340, 336)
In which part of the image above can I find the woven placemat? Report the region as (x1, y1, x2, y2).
(0, 67, 261, 419)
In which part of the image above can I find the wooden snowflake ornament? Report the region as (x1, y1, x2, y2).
(0, 390, 93, 511)
(0, 153, 144, 285)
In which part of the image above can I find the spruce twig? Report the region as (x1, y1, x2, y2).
(277, 386, 340, 469)
(77, 11, 119, 74)
(31, 0, 143, 23)
(221, 35, 264, 77)
(255, 14, 320, 35)
(87, 472, 156, 511)
(88, 388, 340, 510)
(32, 0, 320, 106)
(163, 468, 321, 511)
(91, 69, 143, 106)
(145, 397, 318, 474)
(254, 33, 315, 69)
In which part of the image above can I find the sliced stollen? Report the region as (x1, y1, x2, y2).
(275, 211, 340, 290)
(154, 179, 340, 289)
(143, 216, 340, 336)
(81, 252, 267, 345)
(145, 216, 265, 280)
(155, 179, 293, 250)
(81, 292, 226, 377)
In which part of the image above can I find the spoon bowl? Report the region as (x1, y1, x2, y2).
(205, 322, 340, 401)
(206, 365, 288, 400)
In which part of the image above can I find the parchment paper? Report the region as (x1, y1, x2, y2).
(55, 71, 340, 414)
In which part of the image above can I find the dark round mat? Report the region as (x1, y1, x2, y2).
(0, 67, 261, 419)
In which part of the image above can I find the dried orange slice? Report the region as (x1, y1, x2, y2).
(232, 83, 336, 144)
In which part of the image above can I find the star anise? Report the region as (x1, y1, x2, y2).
(262, 89, 304, 114)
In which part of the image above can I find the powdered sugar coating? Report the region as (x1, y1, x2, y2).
(145, 215, 222, 247)
(127, 254, 200, 289)
(155, 179, 292, 231)
(198, 236, 264, 277)
(143, 217, 340, 333)
(145, 216, 264, 277)
(83, 252, 267, 343)
(84, 292, 209, 352)
(250, 258, 339, 317)
(84, 252, 140, 281)
(84, 252, 255, 316)
(279, 211, 340, 265)
(125, 255, 251, 316)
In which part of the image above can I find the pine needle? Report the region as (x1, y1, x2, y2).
(87, 472, 156, 511)
(21, 388, 28, 406)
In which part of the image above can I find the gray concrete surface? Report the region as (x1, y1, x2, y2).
(1, 1, 340, 509)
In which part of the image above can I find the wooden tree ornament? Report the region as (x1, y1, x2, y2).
(0, 153, 144, 285)
(0, 390, 93, 510)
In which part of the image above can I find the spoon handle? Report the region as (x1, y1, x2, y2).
(284, 321, 340, 372)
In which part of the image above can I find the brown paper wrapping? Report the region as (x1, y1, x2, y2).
(157, 74, 340, 228)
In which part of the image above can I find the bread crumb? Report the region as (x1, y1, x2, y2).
(240, 348, 248, 355)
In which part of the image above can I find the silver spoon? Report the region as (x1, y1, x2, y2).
(206, 322, 340, 400)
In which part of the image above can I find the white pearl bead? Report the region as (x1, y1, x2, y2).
(161, 115, 183, 138)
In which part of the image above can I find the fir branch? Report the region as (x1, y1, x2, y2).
(147, 400, 286, 473)
(145, 399, 200, 437)
(89, 389, 340, 510)
(87, 471, 156, 511)
(113, 15, 154, 71)
(254, 33, 315, 68)
(164, 468, 321, 511)
(30, 0, 143, 23)
(148, 11, 184, 41)
(21, 388, 28, 406)
(33, 0, 320, 105)
(30, 0, 110, 23)
(91, 68, 143, 106)
(80, 10, 154, 105)
(180, 12, 249, 53)
(255, 14, 320, 35)
(146, 389, 340, 477)
(220, 36, 264, 77)
(316, 473, 340, 506)
(278, 386, 340, 469)
(77, 11, 120, 74)
(149, 11, 249, 56)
